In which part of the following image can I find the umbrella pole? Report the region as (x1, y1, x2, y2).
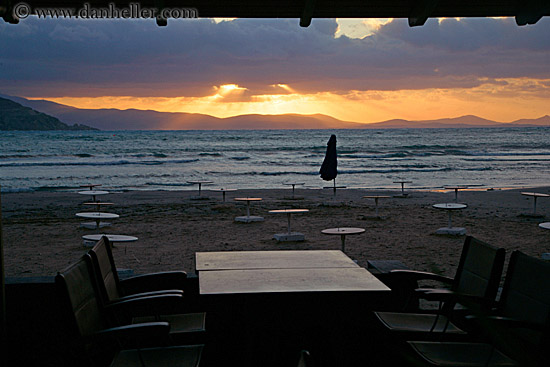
(333, 179, 336, 197)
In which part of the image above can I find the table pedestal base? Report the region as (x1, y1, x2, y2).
(81, 221, 111, 229)
(235, 215, 264, 223)
(273, 232, 305, 242)
(435, 227, 466, 235)
(519, 213, 545, 218)
(283, 196, 304, 200)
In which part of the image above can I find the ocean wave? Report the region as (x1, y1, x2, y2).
(199, 152, 223, 157)
(0, 158, 199, 168)
(230, 156, 250, 161)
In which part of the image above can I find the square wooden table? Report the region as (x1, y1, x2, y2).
(195, 250, 359, 273)
(196, 250, 390, 295)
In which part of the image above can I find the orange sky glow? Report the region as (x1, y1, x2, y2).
(41, 76, 550, 123)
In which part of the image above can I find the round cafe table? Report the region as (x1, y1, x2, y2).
(82, 234, 138, 248)
(321, 227, 365, 253)
(78, 190, 109, 202)
(363, 195, 391, 217)
(211, 188, 237, 202)
(234, 197, 264, 223)
(444, 186, 469, 202)
(433, 203, 467, 235)
(76, 212, 119, 229)
(521, 192, 550, 217)
(187, 180, 213, 199)
(268, 209, 309, 242)
(283, 182, 305, 199)
(80, 184, 102, 190)
(393, 181, 412, 198)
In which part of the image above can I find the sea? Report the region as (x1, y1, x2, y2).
(2, 127, 550, 193)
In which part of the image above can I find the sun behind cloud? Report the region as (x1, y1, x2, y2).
(37, 76, 550, 124)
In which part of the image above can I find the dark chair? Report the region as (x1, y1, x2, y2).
(88, 236, 188, 299)
(405, 250, 550, 367)
(374, 236, 505, 339)
(55, 255, 204, 367)
(88, 237, 206, 344)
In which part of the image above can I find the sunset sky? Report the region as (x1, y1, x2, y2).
(1, 16, 549, 124)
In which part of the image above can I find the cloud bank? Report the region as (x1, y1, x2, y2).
(1, 16, 549, 100)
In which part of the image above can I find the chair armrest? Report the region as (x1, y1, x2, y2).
(389, 269, 454, 284)
(120, 271, 187, 295)
(105, 294, 186, 318)
(87, 321, 170, 340)
(422, 290, 493, 306)
(110, 289, 184, 303)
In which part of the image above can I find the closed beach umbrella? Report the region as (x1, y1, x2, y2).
(320, 135, 338, 194)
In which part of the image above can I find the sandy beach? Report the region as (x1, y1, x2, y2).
(2, 187, 550, 279)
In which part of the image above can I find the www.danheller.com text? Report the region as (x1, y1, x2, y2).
(11, 2, 198, 20)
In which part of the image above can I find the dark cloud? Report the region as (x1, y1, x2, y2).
(0, 16, 549, 98)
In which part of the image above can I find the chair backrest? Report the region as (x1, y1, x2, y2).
(494, 251, 550, 366)
(88, 236, 123, 304)
(499, 250, 550, 326)
(452, 236, 505, 302)
(55, 254, 107, 338)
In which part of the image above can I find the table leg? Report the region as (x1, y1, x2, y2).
(401, 183, 405, 196)
(454, 189, 458, 202)
(341, 234, 346, 252)
(222, 191, 226, 202)
(448, 211, 453, 228)
(291, 184, 295, 199)
(246, 202, 250, 218)
(198, 183, 202, 196)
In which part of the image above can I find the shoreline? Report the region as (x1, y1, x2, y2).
(3, 183, 549, 194)
(2, 187, 550, 278)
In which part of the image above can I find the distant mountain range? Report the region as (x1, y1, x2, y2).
(0, 97, 96, 130)
(1, 93, 549, 130)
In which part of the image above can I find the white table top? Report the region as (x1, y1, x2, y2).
(82, 202, 114, 206)
(433, 203, 467, 210)
(444, 186, 468, 190)
(199, 267, 390, 295)
(539, 222, 550, 230)
(211, 188, 237, 192)
(521, 192, 550, 198)
(283, 182, 305, 186)
(82, 234, 138, 242)
(187, 180, 213, 184)
(78, 190, 109, 196)
(76, 212, 119, 219)
(394, 181, 412, 183)
(322, 227, 366, 236)
(269, 209, 309, 214)
(195, 250, 359, 272)
(234, 197, 262, 202)
(80, 184, 102, 188)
